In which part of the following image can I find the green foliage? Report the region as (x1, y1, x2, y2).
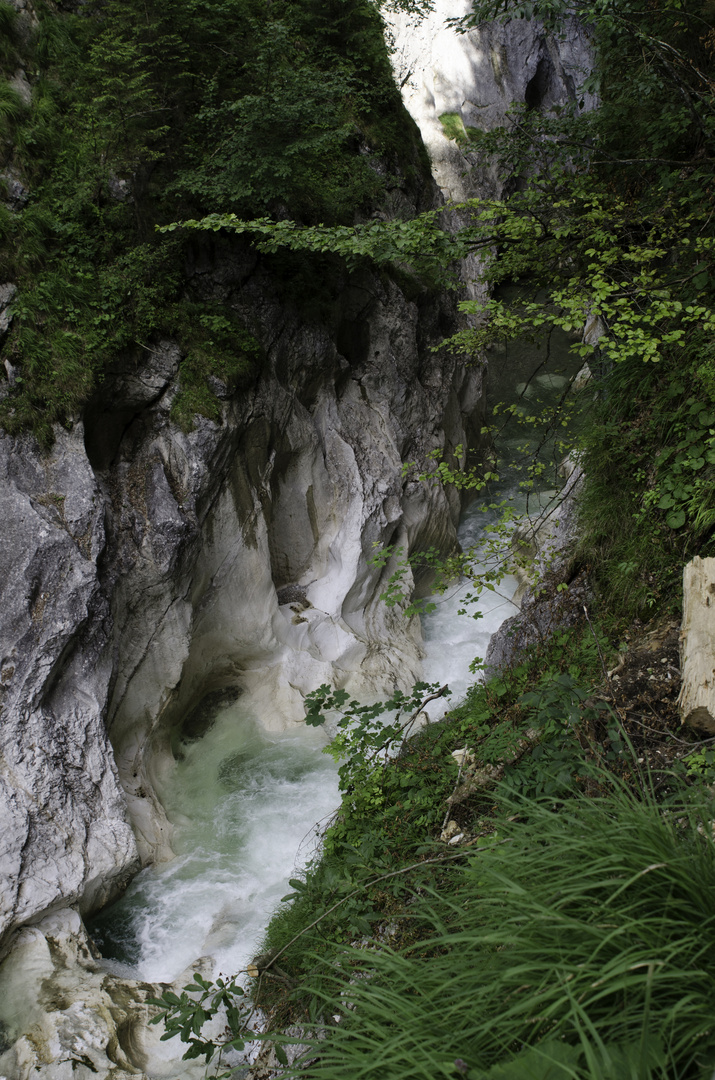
(174, 163, 715, 382)
(508, 672, 614, 797)
(168, 311, 261, 430)
(0, 237, 185, 447)
(680, 745, 715, 785)
(288, 779, 715, 1080)
(304, 681, 451, 852)
(147, 970, 253, 1078)
(161, 0, 416, 219)
(574, 341, 715, 620)
(0, 82, 27, 139)
(645, 391, 715, 534)
(248, 625, 612, 997)
(163, 208, 461, 287)
(1, 0, 425, 441)
(367, 536, 504, 619)
(0, 0, 16, 36)
(0, 1, 19, 71)
(142, 1, 715, 1069)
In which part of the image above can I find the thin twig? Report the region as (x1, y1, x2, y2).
(399, 684, 449, 747)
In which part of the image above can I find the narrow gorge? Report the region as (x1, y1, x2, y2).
(3, 0, 713, 1077)
(0, 3, 594, 1076)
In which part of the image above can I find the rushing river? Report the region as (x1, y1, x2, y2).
(89, 498, 520, 985)
(90, 297, 582, 985)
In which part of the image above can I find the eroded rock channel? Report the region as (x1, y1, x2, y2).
(0, 3, 593, 1076)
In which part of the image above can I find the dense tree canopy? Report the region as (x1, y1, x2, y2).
(0, 0, 431, 443)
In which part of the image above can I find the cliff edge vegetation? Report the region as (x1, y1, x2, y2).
(0, 0, 431, 444)
(149, 1, 715, 1077)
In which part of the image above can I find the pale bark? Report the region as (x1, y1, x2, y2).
(679, 556, 715, 733)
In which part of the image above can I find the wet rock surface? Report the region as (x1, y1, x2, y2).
(0, 427, 140, 955)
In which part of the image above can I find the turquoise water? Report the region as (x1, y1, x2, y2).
(91, 706, 339, 982)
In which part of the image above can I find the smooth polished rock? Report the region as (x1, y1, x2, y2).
(0, 426, 139, 952)
(0, 908, 212, 1080)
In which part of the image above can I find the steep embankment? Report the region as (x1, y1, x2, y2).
(0, 2, 595, 1078)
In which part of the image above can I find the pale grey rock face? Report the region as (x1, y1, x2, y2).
(0, 426, 140, 952)
(0, 284, 16, 341)
(8, 70, 31, 107)
(384, 1, 596, 305)
(484, 466, 586, 674)
(0, 242, 482, 963)
(382, 1, 596, 680)
(0, 251, 480, 1074)
(385, 0, 596, 203)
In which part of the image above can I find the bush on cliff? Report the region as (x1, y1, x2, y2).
(0, 0, 429, 444)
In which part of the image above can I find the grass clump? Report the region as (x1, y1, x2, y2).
(439, 112, 468, 144)
(291, 778, 715, 1080)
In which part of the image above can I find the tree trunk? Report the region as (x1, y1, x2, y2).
(679, 556, 715, 734)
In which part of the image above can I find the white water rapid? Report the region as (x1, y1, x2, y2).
(91, 710, 339, 984)
(89, 508, 517, 985)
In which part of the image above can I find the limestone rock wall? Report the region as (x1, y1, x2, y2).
(385, 0, 595, 203)
(0, 428, 140, 954)
(0, 243, 481, 956)
(99, 254, 482, 869)
(384, 0, 596, 302)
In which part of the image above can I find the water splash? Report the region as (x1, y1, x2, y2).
(91, 707, 339, 983)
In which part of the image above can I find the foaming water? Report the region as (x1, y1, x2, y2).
(91, 704, 339, 983)
(420, 497, 520, 710)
